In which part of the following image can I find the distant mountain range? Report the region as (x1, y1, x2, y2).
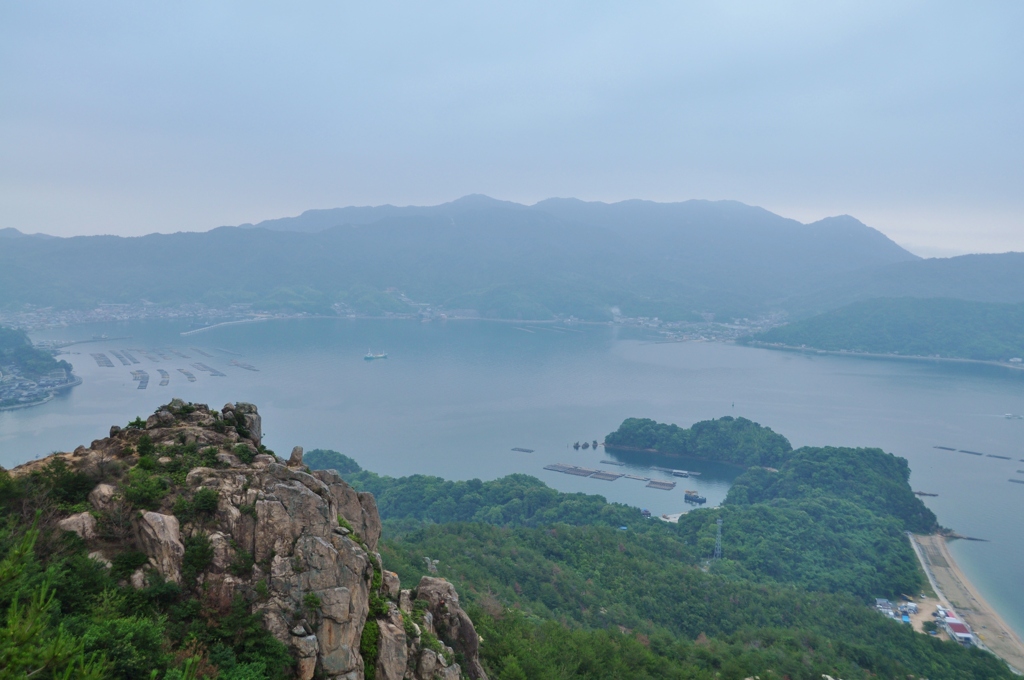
(2, 195, 1022, 320)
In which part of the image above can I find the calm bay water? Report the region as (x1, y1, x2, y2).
(2, 318, 1023, 634)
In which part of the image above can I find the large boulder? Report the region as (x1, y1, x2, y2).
(88, 482, 117, 511)
(136, 512, 185, 584)
(58, 511, 97, 540)
(234, 402, 262, 446)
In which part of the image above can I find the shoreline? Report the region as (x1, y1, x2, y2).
(910, 533, 1024, 673)
(745, 341, 1024, 373)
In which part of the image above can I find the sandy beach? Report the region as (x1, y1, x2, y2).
(911, 533, 1024, 673)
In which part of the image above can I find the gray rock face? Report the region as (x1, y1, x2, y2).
(312, 469, 382, 552)
(187, 461, 377, 678)
(376, 607, 408, 680)
(58, 511, 97, 540)
(88, 483, 117, 511)
(416, 577, 489, 680)
(146, 410, 175, 429)
(381, 570, 401, 601)
(235, 402, 262, 446)
(288, 445, 304, 467)
(136, 511, 185, 584)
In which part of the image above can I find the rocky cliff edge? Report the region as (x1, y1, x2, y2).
(11, 399, 487, 680)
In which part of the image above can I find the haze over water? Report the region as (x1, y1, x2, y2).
(2, 317, 1023, 635)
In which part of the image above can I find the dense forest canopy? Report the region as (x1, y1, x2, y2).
(302, 443, 1009, 679)
(748, 297, 1024, 362)
(604, 416, 793, 467)
(725, 446, 939, 533)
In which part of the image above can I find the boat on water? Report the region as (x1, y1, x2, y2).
(683, 490, 707, 504)
(364, 350, 388, 361)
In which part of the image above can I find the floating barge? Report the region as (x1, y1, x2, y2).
(131, 369, 149, 389)
(169, 349, 191, 358)
(684, 490, 707, 504)
(913, 491, 939, 497)
(192, 362, 226, 377)
(934, 446, 956, 451)
(177, 368, 197, 382)
(157, 369, 170, 387)
(959, 450, 984, 456)
(91, 353, 114, 368)
(120, 350, 140, 365)
(986, 454, 1011, 460)
(624, 474, 651, 481)
(511, 448, 534, 453)
(646, 480, 676, 490)
(1009, 479, 1024, 485)
(109, 350, 131, 366)
(190, 347, 215, 357)
(600, 460, 626, 466)
(543, 463, 620, 481)
(231, 360, 259, 372)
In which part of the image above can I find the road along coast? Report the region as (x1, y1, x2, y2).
(910, 533, 1024, 673)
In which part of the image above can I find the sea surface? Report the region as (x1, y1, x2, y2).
(2, 318, 1023, 635)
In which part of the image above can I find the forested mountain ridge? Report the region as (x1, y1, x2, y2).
(746, 297, 1024, 361)
(0, 196, 933, 321)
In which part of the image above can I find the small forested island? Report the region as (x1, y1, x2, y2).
(604, 415, 793, 467)
(0, 324, 78, 409)
(1, 403, 1017, 679)
(744, 297, 1024, 363)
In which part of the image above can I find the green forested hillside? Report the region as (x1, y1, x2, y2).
(725, 446, 939, 533)
(749, 297, 1024, 361)
(603, 416, 793, 467)
(0, 325, 71, 379)
(302, 437, 1010, 680)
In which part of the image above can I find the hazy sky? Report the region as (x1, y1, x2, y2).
(2, 1, 1022, 255)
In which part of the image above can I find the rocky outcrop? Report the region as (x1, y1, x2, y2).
(88, 482, 117, 510)
(12, 400, 487, 680)
(136, 511, 185, 584)
(416, 577, 488, 680)
(58, 511, 97, 540)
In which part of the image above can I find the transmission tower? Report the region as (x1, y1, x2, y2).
(713, 518, 723, 560)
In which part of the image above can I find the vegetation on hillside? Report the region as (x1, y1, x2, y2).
(0, 325, 71, 380)
(747, 297, 1024, 362)
(0, 413, 292, 680)
(604, 416, 793, 467)
(301, 435, 989, 679)
(726, 445, 939, 533)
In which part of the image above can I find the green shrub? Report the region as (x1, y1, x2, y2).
(233, 444, 256, 464)
(360, 619, 380, 680)
(126, 416, 146, 430)
(181, 534, 213, 586)
(229, 550, 255, 578)
(111, 550, 150, 580)
(80, 615, 169, 679)
(38, 457, 94, 506)
(136, 434, 156, 457)
(302, 592, 322, 611)
(122, 468, 168, 509)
